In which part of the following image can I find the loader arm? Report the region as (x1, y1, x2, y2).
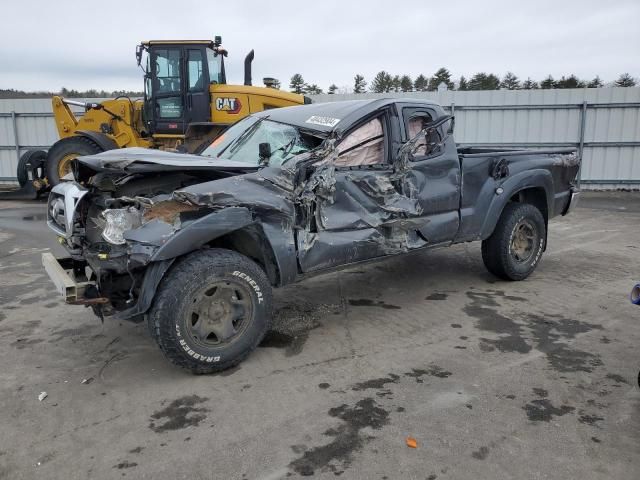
(52, 96, 79, 139)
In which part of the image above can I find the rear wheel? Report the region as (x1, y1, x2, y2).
(481, 202, 546, 281)
(148, 249, 273, 374)
(45, 137, 103, 186)
(17, 150, 47, 187)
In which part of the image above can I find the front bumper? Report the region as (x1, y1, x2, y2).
(562, 187, 580, 216)
(41, 252, 103, 305)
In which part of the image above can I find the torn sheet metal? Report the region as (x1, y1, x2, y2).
(552, 152, 580, 167)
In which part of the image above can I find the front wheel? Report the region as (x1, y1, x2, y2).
(148, 249, 273, 374)
(481, 202, 546, 281)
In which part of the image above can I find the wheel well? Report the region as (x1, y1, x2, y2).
(206, 225, 280, 286)
(510, 187, 548, 225)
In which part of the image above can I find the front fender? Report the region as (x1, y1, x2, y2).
(479, 169, 553, 240)
(123, 206, 253, 261)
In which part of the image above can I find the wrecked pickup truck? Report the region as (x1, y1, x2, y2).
(43, 98, 580, 373)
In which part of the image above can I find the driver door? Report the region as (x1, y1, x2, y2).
(297, 111, 427, 273)
(151, 47, 185, 134)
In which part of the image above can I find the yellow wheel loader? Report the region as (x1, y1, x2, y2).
(18, 37, 309, 191)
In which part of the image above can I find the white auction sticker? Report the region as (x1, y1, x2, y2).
(305, 115, 340, 127)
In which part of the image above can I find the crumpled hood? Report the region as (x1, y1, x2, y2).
(78, 147, 259, 173)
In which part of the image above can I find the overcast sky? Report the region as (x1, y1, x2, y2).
(1, 0, 639, 92)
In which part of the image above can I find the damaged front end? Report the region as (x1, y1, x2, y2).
(44, 149, 297, 322)
(45, 181, 210, 320)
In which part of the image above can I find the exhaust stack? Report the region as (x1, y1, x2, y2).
(244, 50, 255, 86)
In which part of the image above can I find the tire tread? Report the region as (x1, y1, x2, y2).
(481, 202, 546, 281)
(148, 248, 272, 374)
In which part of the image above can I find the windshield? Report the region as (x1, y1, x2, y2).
(201, 118, 321, 166)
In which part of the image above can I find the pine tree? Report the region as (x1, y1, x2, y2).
(414, 74, 429, 92)
(468, 73, 500, 90)
(554, 75, 585, 89)
(400, 75, 413, 92)
(353, 74, 367, 93)
(615, 73, 636, 87)
(486, 74, 500, 90)
(428, 68, 454, 91)
(522, 78, 538, 89)
(289, 74, 306, 94)
(305, 84, 323, 94)
(540, 75, 555, 89)
(500, 72, 520, 90)
(391, 75, 402, 92)
(328, 84, 338, 94)
(587, 76, 603, 88)
(370, 71, 393, 93)
(457, 76, 468, 91)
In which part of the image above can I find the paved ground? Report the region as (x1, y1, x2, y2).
(0, 192, 639, 480)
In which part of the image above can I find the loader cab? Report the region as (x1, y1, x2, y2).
(137, 39, 227, 136)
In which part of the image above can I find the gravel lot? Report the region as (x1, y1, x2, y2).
(0, 192, 639, 480)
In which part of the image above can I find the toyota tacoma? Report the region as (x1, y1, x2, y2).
(43, 98, 581, 373)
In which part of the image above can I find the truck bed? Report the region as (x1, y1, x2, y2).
(457, 146, 577, 157)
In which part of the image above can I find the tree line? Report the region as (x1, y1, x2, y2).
(0, 87, 144, 99)
(286, 70, 637, 94)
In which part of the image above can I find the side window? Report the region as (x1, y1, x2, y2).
(404, 111, 443, 159)
(334, 117, 385, 167)
(206, 49, 222, 84)
(187, 49, 204, 92)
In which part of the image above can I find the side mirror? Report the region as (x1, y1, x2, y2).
(259, 142, 272, 164)
(136, 44, 143, 67)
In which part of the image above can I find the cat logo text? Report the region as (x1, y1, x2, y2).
(215, 97, 242, 114)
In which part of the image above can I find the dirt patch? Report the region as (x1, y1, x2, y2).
(404, 365, 452, 382)
(352, 374, 400, 391)
(523, 390, 575, 422)
(525, 314, 603, 373)
(259, 330, 310, 357)
(465, 291, 531, 354)
(260, 301, 335, 356)
(348, 298, 401, 310)
(426, 293, 448, 301)
(288, 397, 390, 476)
(472, 446, 490, 460)
(466, 290, 604, 373)
(579, 414, 605, 426)
(149, 395, 209, 433)
(605, 373, 628, 385)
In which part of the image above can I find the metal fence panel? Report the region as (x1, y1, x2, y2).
(0, 98, 94, 183)
(1, 89, 639, 188)
(311, 87, 640, 189)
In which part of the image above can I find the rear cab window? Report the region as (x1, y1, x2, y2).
(401, 107, 444, 159)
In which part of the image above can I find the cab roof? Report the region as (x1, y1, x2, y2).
(254, 98, 444, 134)
(142, 40, 214, 47)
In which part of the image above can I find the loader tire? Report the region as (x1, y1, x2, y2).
(148, 249, 273, 374)
(17, 150, 47, 187)
(481, 202, 546, 281)
(45, 137, 103, 186)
